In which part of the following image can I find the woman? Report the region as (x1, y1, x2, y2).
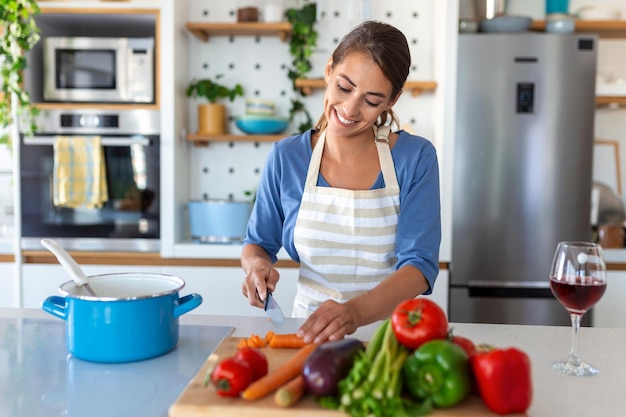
(241, 20, 441, 344)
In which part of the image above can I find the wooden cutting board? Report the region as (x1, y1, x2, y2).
(168, 337, 528, 417)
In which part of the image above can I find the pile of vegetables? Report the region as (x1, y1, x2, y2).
(206, 297, 533, 416)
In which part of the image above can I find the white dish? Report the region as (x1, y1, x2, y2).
(596, 83, 626, 97)
(575, 5, 621, 20)
(479, 15, 533, 33)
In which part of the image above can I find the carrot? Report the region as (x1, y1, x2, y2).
(237, 338, 248, 349)
(241, 343, 317, 401)
(268, 333, 306, 349)
(274, 375, 306, 407)
(251, 334, 265, 348)
(237, 334, 268, 349)
(265, 330, 276, 344)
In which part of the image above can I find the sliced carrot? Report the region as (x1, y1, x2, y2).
(237, 338, 248, 350)
(251, 334, 265, 348)
(265, 330, 276, 344)
(241, 343, 317, 401)
(268, 333, 306, 349)
(274, 375, 306, 407)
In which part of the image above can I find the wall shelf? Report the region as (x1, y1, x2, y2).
(185, 22, 292, 42)
(596, 96, 626, 107)
(530, 20, 626, 38)
(294, 78, 438, 97)
(186, 132, 287, 145)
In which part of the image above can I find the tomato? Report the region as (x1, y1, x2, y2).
(235, 347, 269, 381)
(451, 335, 477, 358)
(210, 357, 253, 397)
(391, 298, 448, 350)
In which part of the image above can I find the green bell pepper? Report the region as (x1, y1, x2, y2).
(402, 339, 471, 408)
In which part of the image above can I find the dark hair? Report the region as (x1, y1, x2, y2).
(314, 20, 411, 132)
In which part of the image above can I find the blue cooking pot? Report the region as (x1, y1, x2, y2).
(41, 272, 202, 363)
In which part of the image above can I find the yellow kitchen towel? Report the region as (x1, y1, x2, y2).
(53, 136, 109, 209)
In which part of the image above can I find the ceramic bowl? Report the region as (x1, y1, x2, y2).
(546, 13, 575, 33)
(245, 98, 276, 116)
(479, 15, 533, 33)
(575, 5, 621, 20)
(236, 115, 289, 135)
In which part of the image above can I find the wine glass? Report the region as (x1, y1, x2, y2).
(549, 241, 607, 376)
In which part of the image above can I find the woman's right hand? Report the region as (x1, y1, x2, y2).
(241, 256, 280, 308)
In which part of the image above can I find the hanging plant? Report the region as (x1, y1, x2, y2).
(0, 0, 41, 146)
(285, 1, 317, 133)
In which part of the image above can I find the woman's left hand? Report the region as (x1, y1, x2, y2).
(296, 300, 361, 344)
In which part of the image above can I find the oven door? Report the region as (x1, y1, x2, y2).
(20, 134, 160, 243)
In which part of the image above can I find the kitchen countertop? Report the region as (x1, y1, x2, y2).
(1, 308, 625, 417)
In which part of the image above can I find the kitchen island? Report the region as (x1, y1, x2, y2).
(0, 308, 624, 417)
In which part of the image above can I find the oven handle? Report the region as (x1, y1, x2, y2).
(23, 136, 151, 147)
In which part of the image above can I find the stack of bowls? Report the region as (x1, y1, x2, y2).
(236, 99, 289, 135)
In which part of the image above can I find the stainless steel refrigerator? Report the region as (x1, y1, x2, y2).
(450, 33, 597, 326)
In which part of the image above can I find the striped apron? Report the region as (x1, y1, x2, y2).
(292, 126, 400, 318)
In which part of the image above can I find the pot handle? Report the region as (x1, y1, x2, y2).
(41, 296, 68, 320)
(173, 293, 203, 318)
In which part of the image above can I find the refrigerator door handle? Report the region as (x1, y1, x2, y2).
(466, 281, 553, 298)
(467, 280, 550, 289)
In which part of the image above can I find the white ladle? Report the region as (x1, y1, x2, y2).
(41, 238, 98, 297)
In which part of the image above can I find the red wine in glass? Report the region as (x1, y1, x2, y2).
(550, 276, 607, 315)
(550, 241, 607, 376)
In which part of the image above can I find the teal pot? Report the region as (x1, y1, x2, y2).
(41, 273, 202, 363)
(188, 200, 252, 243)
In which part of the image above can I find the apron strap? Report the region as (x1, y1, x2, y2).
(305, 127, 399, 188)
(374, 125, 399, 188)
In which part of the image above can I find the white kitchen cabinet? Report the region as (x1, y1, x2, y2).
(592, 271, 626, 328)
(162, 266, 449, 318)
(0, 263, 16, 308)
(19, 261, 448, 319)
(161, 266, 299, 317)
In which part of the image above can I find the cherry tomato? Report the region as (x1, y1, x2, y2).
(235, 347, 268, 381)
(451, 334, 477, 357)
(210, 357, 253, 397)
(391, 298, 448, 350)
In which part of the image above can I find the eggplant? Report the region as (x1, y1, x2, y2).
(302, 337, 365, 396)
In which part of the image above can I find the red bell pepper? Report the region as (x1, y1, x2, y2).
(470, 346, 532, 415)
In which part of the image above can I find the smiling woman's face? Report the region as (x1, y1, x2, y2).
(323, 52, 398, 139)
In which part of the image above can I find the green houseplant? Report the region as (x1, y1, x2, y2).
(285, 1, 317, 133)
(0, 0, 41, 145)
(186, 75, 244, 135)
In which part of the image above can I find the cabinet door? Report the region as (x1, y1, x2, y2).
(592, 271, 626, 328)
(161, 266, 299, 317)
(0, 263, 16, 307)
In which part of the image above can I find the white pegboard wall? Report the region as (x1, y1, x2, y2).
(188, 141, 272, 201)
(186, 0, 437, 203)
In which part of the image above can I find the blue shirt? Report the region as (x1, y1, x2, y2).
(243, 129, 441, 294)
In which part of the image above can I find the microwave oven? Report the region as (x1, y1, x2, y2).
(43, 37, 155, 104)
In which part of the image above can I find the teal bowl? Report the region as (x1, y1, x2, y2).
(236, 115, 289, 135)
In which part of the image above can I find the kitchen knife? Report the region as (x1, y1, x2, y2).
(264, 291, 285, 326)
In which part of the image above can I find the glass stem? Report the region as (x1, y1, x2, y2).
(568, 313, 582, 366)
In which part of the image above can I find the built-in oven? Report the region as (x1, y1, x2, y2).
(20, 109, 160, 251)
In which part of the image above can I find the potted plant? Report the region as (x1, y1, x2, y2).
(0, 0, 41, 146)
(286, 1, 317, 133)
(186, 75, 244, 135)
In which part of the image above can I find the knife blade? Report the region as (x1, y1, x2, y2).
(264, 291, 285, 326)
